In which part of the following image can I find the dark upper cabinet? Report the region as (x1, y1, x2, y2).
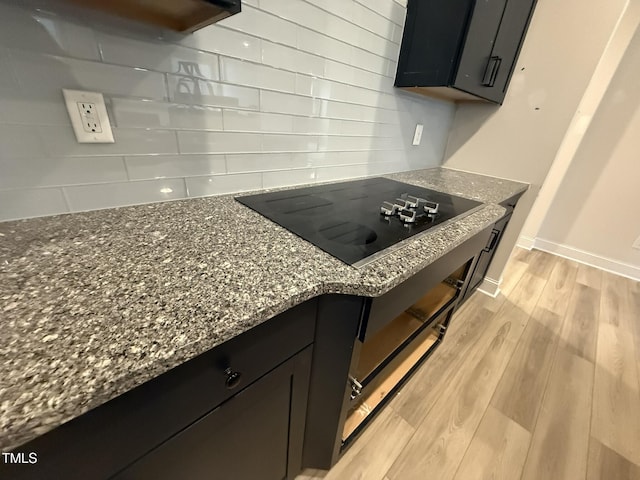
(395, 0, 537, 104)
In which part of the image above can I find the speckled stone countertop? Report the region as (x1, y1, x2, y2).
(0, 167, 527, 450)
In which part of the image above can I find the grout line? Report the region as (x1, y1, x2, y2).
(247, 1, 402, 52)
(121, 156, 131, 181)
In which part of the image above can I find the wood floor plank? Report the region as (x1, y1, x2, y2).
(390, 306, 496, 427)
(319, 407, 415, 480)
(576, 263, 603, 289)
(521, 347, 594, 480)
(587, 437, 640, 480)
(525, 249, 557, 280)
(591, 323, 640, 465)
(452, 406, 531, 480)
(502, 271, 549, 317)
(387, 315, 519, 480)
(600, 272, 633, 331)
(490, 308, 562, 432)
(510, 246, 530, 263)
(559, 283, 600, 363)
(499, 259, 530, 299)
(536, 256, 579, 316)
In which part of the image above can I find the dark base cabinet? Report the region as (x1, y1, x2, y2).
(303, 227, 492, 469)
(459, 192, 524, 304)
(1, 300, 316, 480)
(113, 347, 312, 480)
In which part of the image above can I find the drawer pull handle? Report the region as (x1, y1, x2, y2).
(224, 368, 242, 390)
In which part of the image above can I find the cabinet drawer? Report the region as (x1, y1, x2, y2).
(113, 346, 313, 480)
(3, 299, 317, 480)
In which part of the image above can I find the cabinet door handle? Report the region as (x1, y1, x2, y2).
(224, 368, 242, 390)
(482, 56, 502, 87)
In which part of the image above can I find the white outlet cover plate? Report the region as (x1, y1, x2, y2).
(62, 89, 114, 143)
(633, 235, 640, 250)
(412, 124, 424, 145)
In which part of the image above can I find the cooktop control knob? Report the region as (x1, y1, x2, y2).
(380, 201, 397, 216)
(424, 201, 439, 216)
(405, 195, 427, 209)
(399, 208, 418, 223)
(394, 198, 408, 211)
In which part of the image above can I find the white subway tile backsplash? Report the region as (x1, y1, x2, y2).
(186, 173, 262, 197)
(296, 27, 352, 65)
(181, 26, 262, 62)
(315, 163, 369, 181)
(40, 127, 179, 157)
(293, 151, 344, 167)
(0, 97, 71, 126)
(262, 42, 325, 77)
(259, 0, 326, 32)
(262, 134, 319, 152)
(0, 156, 127, 189)
(0, 5, 100, 60)
(220, 57, 296, 93)
(307, 0, 355, 21)
(356, 0, 406, 25)
(324, 59, 393, 93)
(261, 91, 322, 117)
(292, 117, 340, 135)
(168, 75, 260, 110)
(0, 49, 17, 93)
(219, 6, 297, 47)
(320, 100, 382, 122)
(125, 155, 226, 180)
(318, 135, 373, 151)
(223, 110, 293, 133)
(262, 168, 317, 188)
(113, 98, 224, 131)
(0, 188, 68, 221)
(165, 105, 225, 131)
(0, 125, 46, 158)
(64, 179, 187, 211)
(99, 34, 220, 79)
(178, 131, 262, 154)
(227, 153, 295, 173)
(11, 51, 167, 100)
(0, 0, 453, 220)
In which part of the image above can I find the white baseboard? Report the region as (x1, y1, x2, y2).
(477, 276, 501, 297)
(517, 235, 535, 250)
(533, 238, 640, 281)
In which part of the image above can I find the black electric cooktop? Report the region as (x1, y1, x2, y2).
(236, 177, 482, 267)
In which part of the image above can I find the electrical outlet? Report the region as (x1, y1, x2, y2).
(77, 103, 103, 133)
(633, 235, 640, 250)
(62, 89, 114, 143)
(412, 124, 424, 146)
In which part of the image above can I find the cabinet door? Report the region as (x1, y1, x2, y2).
(113, 347, 312, 480)
(465, 212, 512, 296)
(395, 0, 472, 87)
(454, 0, 508, 98)
(487, 0, 537, 101)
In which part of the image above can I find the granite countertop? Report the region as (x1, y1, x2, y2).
(0, 167, 527, 450)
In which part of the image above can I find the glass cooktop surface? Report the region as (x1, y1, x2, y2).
(236, 177, 482, 266)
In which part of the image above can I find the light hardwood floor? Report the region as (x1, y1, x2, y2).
(297, 248, 640, 480)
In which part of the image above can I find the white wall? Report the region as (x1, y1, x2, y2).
(536, 24, 640, 280)
(442, 0, 628, 285)
(0, 0, 454, 221)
